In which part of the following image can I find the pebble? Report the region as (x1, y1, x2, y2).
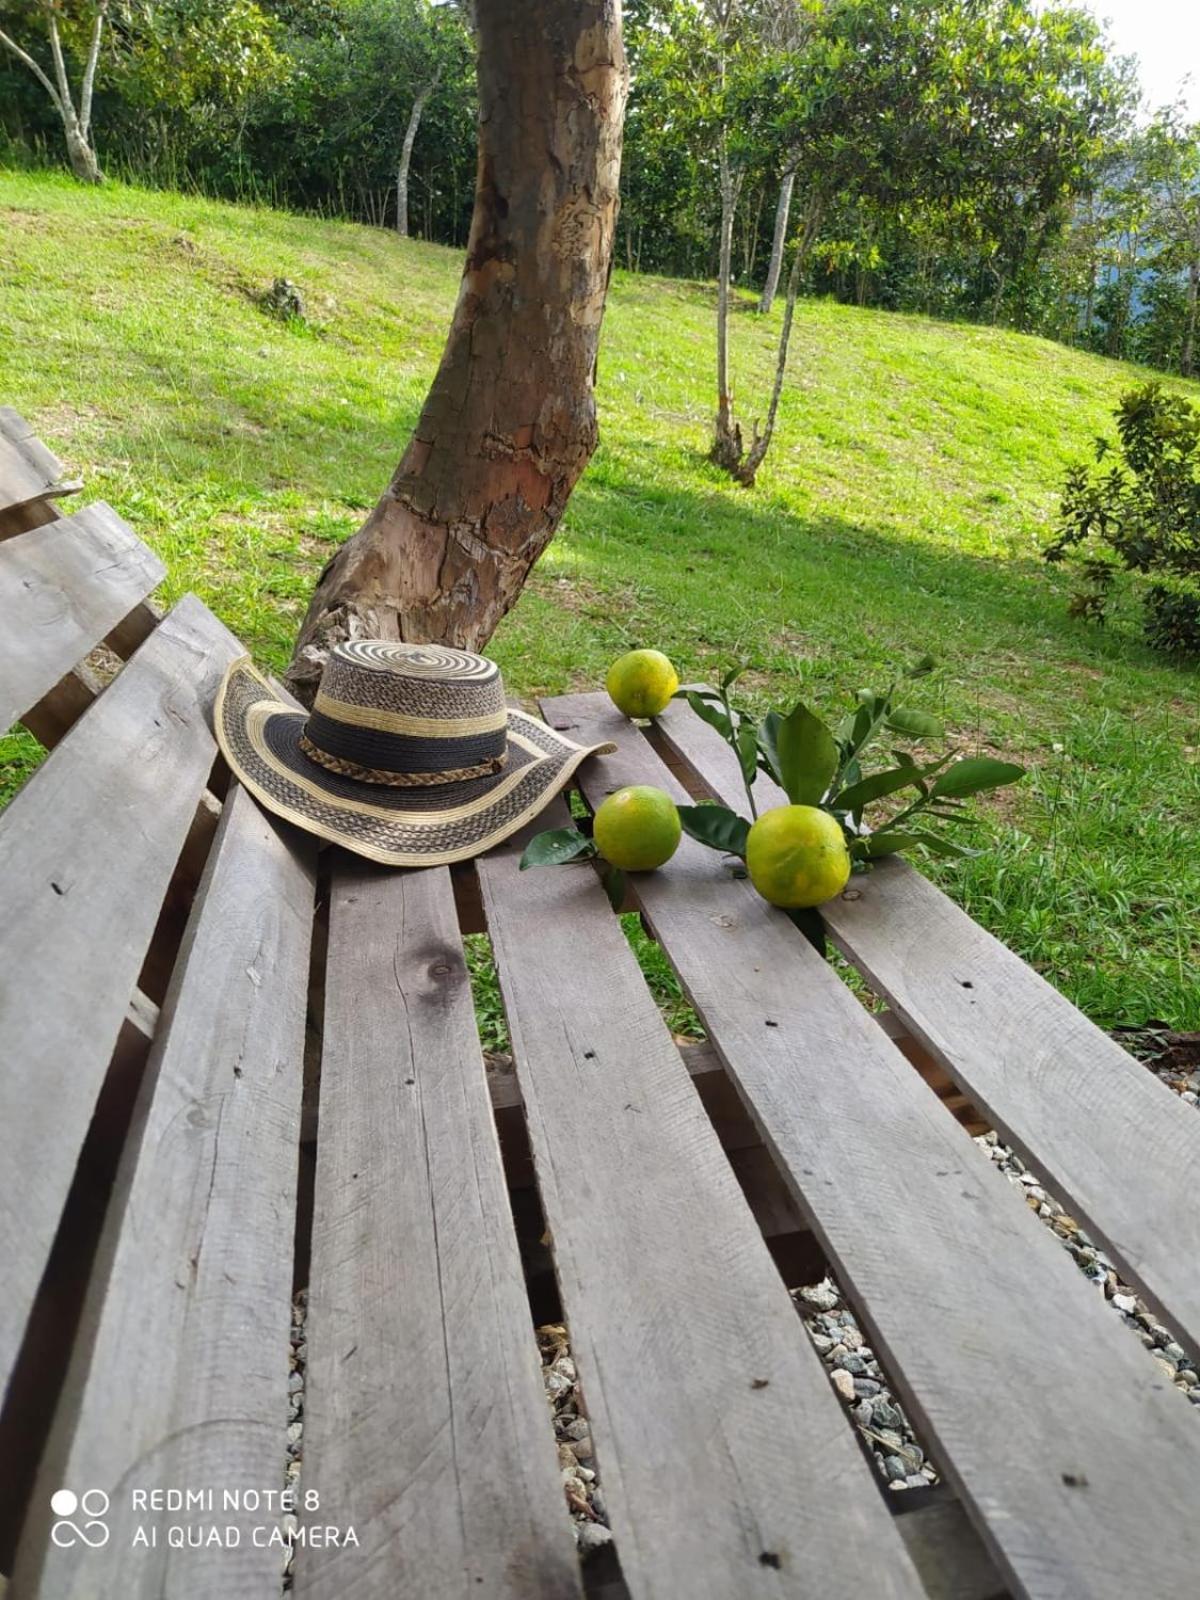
(831, 1369, 856, 1402)
(853, 1378, 881, 1398)
(1112, 1293, 1137, 1314)
(576, 1522, 614, 1557)
(798, 1280, 840, 1312)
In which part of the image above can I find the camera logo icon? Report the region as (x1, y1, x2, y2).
(50, 1489, 110, 1548)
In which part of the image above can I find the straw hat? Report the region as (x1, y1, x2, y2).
(215, 640, 615, 867)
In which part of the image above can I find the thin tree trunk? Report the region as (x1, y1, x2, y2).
(1182, 255, 1199, 379)
(709, 138, 743, 471)
(287, 0, 627, 698)
(742, 183, 764, 280)
(757, 166, 794, 314)
(734, 199, 823, 487)
(396, 75, 438, 237)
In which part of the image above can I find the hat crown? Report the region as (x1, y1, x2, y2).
(303, 640, 509, 785)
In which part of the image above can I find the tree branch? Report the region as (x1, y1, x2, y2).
(79, 0, 109, 140)
(41, 2, 77, 120)
(0, 25, 64, 114)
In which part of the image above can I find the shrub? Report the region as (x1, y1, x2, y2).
(1046, 382, 1200, 654)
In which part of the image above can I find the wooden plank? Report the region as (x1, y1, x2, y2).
(14, 784, 315, 1598)
(476, 806, 925, 1600)
(0, 502, 165, 731)
(0, 409, 80, 523)
(649, 698, 1200, 1351)
(0, 595, 243, 1403)
(546, 692, 1200, 1600)
(295, 862, 580, 1600)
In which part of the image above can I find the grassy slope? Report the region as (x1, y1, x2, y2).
(2, 170, 1197, 1029)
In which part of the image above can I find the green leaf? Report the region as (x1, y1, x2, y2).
(931, 757, 1026, 800)
(834, 765, 925, 815)
(885, 707, 945, 740)
(683, 690, 734, 742)
(600, 862, 627, 911)
(853, 829, 921, 859)
(758, 710, 784, 785)
(777, 702, 839, 805)
(720, 662, 746, 692)
(677, 803, 751, 858)
(907, 830, 983, 860)
(519, 827, 595, 869)
(736, 720, 758, 787)
(837, 689, 889, 765)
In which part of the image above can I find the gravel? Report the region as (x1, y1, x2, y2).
(793, 1277, 940, 1493)
(537, 1322, 611, 1553)
(975, 1129, 1200, 1406)
(282, 1287, 307, 1591)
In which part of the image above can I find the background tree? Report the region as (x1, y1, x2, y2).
(285, 0, 628, 695)
(719, 0, 1131, 485)
(0, 0, 110, 180)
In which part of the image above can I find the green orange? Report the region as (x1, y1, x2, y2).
(592, 785, 682, 872)
(605, 649, 679, 718)
(745, 805, 851, 909)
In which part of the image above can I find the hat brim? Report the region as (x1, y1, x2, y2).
(214, 658, 616, 867)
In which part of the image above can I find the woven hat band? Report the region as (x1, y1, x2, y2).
(298, 734, 507, 788)
(303, 708, 508, 778)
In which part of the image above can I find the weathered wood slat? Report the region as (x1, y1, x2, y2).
(476, 803, 925, 1600)
(0, 595, 243, 1403)
(14, 785, 315, 1598)
(650, 697, 1200, 1351)
(296, 861, 581, 1600)
(0, 409, 80, 525)
(0, 502, 165, 731)
(546, 692, 1200, 1600)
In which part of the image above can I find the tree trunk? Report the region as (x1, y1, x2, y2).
(709, 139, 742, 471)
(396, 77, 437, 237)
(733, 199, 823, 488)
(62, 110, 102, 184)
(287, 0, 627, 698)
(757, 167, 794, 314)
(1182, 256, 1199, 379)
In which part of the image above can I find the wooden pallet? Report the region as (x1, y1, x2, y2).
(1, 410, 1198, 1599)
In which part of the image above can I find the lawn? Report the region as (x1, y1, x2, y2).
(2, 170, 1197, 1030)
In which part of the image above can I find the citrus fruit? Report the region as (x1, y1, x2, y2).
(605, 649, 679, 718)
(745, 804, 851, 909)
(592, 786, 682, 872)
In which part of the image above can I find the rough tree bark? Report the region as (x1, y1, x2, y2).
(0, 1, 107, 183)
(395, 73, 439, 238)
(757, 166, 794, 314)
(287, 0, 627, 698)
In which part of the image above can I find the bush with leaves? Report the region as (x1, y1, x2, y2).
(1047, 382, 1200, 654)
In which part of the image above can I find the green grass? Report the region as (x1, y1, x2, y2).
(2, 170, 1197, 1029)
